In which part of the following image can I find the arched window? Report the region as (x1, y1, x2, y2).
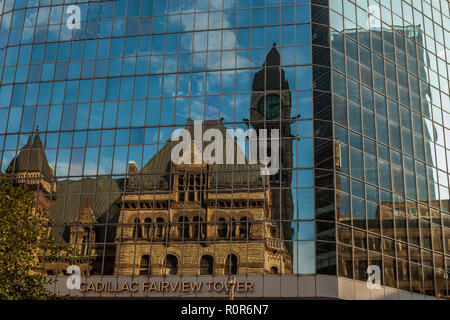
(79, 227, 92, 256)
(144, 218, 153, 239)
(165, 254, 178, 275)
(193, 216, 202, 239)
(218, 218, 227, 238)
(139, 255, 151, 275)
(271, 266, 278, 274)
(225, 254, 238, 275)
(132, 218, 142, 238)
(200, 255, 214, 275)
(239, 217, 250, 237)
(178, 216, 190, 239)
(156, 218, 164, 238)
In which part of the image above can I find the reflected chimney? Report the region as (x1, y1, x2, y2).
(128, 161, 138, 175)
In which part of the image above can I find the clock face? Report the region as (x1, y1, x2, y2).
(257, 94, 281, 119)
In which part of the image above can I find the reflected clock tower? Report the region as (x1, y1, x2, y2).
(246, 44, 295, 257)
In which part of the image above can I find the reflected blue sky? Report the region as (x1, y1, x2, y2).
(0, 1, 314, 179)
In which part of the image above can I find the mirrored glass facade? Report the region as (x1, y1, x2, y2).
(0, 0, 448, 299)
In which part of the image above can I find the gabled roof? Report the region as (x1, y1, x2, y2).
(7, 133, 53, 178)
(128, 119, 266, 191)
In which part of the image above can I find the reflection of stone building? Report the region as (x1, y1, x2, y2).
(115, 119, 292, 275)
(40, 201, 99, 276)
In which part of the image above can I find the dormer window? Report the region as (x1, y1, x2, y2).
(177, 173, 206, 202)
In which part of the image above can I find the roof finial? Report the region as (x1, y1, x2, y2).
(272, 42, 277, 47)
(35, 125, 39, 132)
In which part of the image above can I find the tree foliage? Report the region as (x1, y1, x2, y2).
(0, 173, 59, 300)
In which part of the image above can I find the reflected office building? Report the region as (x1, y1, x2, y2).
(0, 0, 449, 299)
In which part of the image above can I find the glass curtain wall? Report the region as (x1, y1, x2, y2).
(325, 0, 449, 298)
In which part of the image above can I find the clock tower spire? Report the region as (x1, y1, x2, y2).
(247, 44, 295, 257)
